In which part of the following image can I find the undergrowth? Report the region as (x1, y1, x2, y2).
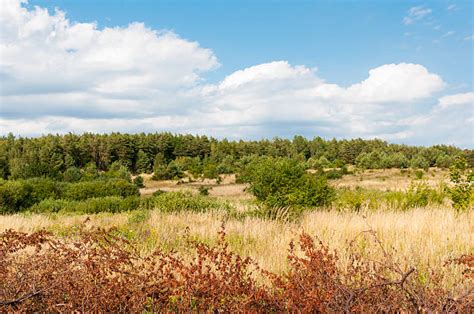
(0, 226, 472, 312)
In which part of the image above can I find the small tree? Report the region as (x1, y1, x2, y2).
(448, 157, 473, 211)
(244, 157, 334, 208)
(135, 150, 151, 174)
(152, 153, 169, 180)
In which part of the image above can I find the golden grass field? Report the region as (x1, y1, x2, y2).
(1, 168, 472, 291)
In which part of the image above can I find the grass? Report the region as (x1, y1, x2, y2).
(1, 206, 471, 291)
(1, 167, 471, 298)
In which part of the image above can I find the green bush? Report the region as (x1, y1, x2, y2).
(0, 178, 63, 213)
(448, 157, 473, 211)
(333, 183, 446, 211)
(414, 170, 424, 180)
(151, 191, 233, 213)
(198, 186, 211, 196)
(104, 161, 132, 181)
(133, 175, 145, 188)
(30, 196, 142, 214)
(243, 157, 334, 208)
(63, 167, 82, 182)
(410, 155, 429, 170)
(62, 179, 139, 201)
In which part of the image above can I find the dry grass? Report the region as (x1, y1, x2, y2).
(1, 207, 471, 290)
(139, 168, 449, 200)
(139, 173, 252, 200)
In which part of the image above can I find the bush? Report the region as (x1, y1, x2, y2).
(333, 183, 446, 211)
(1, 229, 471, 312)
(30, 196, 142, 214)
(133, 175, 145, 188)
(152, 191, 233, 213)
(410, 155, 429, 170)
(243, 157, 334, 208)
(448, 157, 473, 211)
(414, 170, 424, 180)
(0, 178, 63, 213)
(63, 167, 82, 182)
(62, 179, 139, 201)
(198, 185, 211, 196)
(104, 161, 132, 181)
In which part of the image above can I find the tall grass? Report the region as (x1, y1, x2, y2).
(1, 207, 471, 291)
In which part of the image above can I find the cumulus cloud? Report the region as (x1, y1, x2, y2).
(403, 6, 432, 25)
(402, 93, 474, 146)
(0, 0, 218, 119)
(0, 0, 471, 146)
(435, 92, 474, 111)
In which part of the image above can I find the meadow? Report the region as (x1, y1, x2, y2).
(0, 134, 472, 311)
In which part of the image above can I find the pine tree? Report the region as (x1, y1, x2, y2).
(136, 150, 151, 174)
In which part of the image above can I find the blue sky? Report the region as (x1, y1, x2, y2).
(0, 0, 473, 146)
(29, 0, 472, 86)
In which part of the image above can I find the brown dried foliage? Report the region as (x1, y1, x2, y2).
(1, 225, 472, 312)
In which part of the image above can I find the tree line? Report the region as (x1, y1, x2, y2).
(0, 132, 471, 180)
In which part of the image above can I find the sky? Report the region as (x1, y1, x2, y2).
(0, 0, 473, 147)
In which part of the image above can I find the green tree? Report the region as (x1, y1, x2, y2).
(152, 153, 170, 180)
(244, 157, 334, 208)
(448, 157, 473, 211)
(135, 150, 151, 174)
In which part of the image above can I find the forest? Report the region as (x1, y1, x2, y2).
(0, 132, 470, 180)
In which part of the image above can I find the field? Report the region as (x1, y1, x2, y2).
(1, 167, 473, 311)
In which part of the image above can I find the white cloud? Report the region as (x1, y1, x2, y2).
(0, 0, 471, 146)
(464, 35, 474, 41)
(403, 6, 432, 25)
(402, 93, 474, 147)
(0, 0, 218, 118)
(447, 4, 457, 11)
(435, 92, 474, 111)
(441, 31, 455, 38)
(346, 63, 444, 103)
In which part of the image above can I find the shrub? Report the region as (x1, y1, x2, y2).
(323, 165, 350, 180)
(62, 179, 139, 201)
(332, 183, 446, 211)
(216, 156, 235, 174)
(133, 175, 145, 188)
(1, 229, 470, 312)
(448, 157, 473, 211)
(29, 198, 73, 213)
(63, 166, 82, 182)
(198, 185, 211, 196)
(30, 196, 142, 214)
(410, 155, 429, 170)
(202, 160, 218, 179)
(166, 161, 184, 179)
(0, 178, 63, 213)
(104, 161, 132, 181)
(414, 169, 424, 180)
(243, 157, 334, 208)
(152, 191, 233, 213)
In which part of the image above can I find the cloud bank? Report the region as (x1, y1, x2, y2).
(0, 0, 472, 146)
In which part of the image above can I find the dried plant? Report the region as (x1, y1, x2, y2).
(1, 225, 472, 312)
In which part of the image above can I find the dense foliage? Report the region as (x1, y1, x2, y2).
(448, 157, 474, 211)
(240, 157, 334, 208)
(1, 228, 471, 312)
(0, 133, 470, 181)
